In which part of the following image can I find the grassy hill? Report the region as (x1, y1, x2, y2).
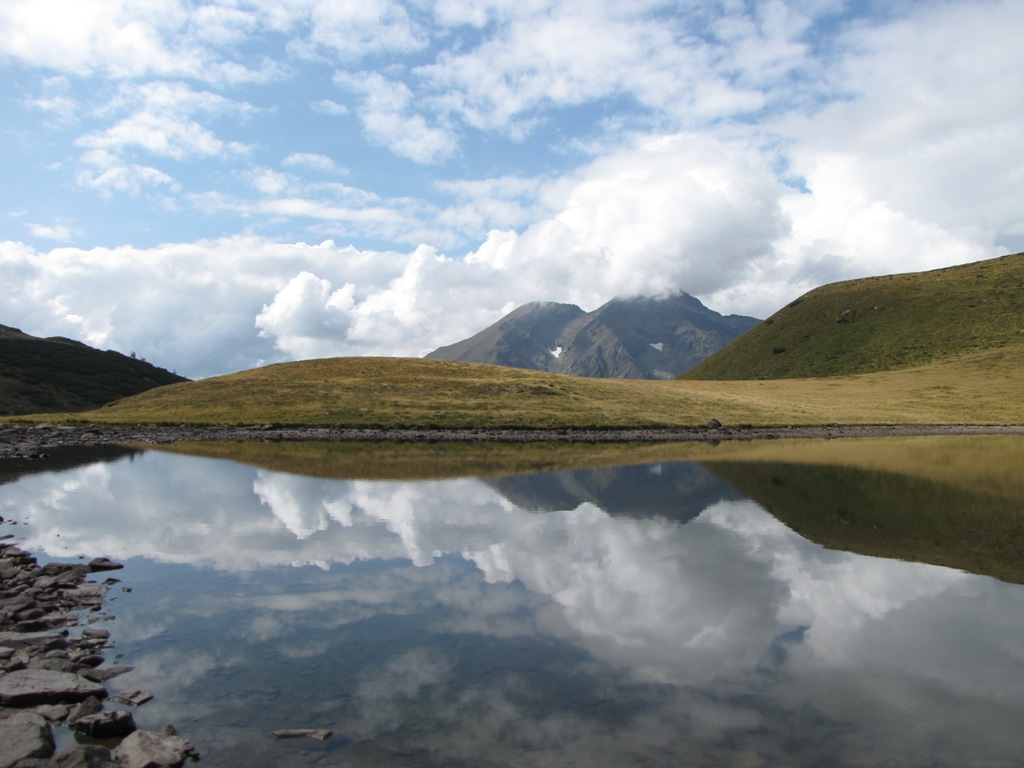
(4, 252, 1022, 429)
(0, 324, 188, 415)
(684, 252, 1024, 380)
(13, 347, 1021, 428)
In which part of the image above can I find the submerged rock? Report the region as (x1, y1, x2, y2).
(272, 728, 334, 741)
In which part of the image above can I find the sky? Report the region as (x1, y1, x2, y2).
(2, 0, 1022, 379)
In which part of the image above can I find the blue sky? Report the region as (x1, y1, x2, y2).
(2, 0, 1022, 378)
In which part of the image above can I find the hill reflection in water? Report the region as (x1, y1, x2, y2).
(1, 437, 1022, 767)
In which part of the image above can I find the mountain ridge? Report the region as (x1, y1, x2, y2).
(427, 292, 760, 379)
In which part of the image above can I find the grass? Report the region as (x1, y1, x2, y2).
(5, 345, 1020, 428)
(684, 251, 1024, 379)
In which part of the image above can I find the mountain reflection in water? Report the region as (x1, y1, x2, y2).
(1, 439, 1023, 768)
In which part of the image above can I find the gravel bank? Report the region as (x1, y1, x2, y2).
(3, 422, 1024, 459)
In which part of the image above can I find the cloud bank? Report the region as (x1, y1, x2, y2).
(1, 1, 1021, 377)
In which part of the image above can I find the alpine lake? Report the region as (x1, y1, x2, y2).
(2, 434, 1023, 767)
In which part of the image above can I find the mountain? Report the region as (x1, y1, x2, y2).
(683, 251, 1024, 380)
(0, 324, 189, 415)
(426, 293, 760, 379)
(427, 301, 586, 371)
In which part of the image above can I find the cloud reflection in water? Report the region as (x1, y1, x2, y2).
(3, 449, 1023, 767)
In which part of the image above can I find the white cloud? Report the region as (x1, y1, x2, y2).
(305, 0, 425, 59)
(0, 0, 278, 84)
(77, 81, 254, 161)
(254, 271, 356, 360)
(3, 0, 1023, 369)
(25, 76, 78, 126)
(75, 149, 179, 197)
(282, 152, 339, 171)
(0, 0, 190, 78)
(435, 175, 545, 234)
(27, 221, 74, 242)
(336, 71, 458, 163)
(415, 1, 817, 137)
(465, 133, 789, 308)
(779, 0, 1024, 253)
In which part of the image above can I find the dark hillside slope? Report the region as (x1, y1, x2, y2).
(684, 252, 1024, 380)
(0, 324, 189, 415)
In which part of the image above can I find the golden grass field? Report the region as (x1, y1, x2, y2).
(19, 343, 1019, 429)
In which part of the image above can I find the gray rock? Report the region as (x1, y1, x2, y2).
(66, 695, 104, 723)
(0, 632, 67, 652)
(31, 703, 70, 721)
(108, 689, 153, 707)
(115, 728, 199, 768)
(81, 666, 133, 683)
(0, 669, 107, 707)
(27, 656, 88, 675)
(0, 711, 54, 767)
(71, 709, 136, 739)
(50, 745, 118, 768)
(87, 558, 123, 573)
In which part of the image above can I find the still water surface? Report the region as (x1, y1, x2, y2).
(2, 441, 1023, 767)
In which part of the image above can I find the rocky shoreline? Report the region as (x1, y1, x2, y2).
(0, 541, 198, 768)
(2, 422, 1024, 460)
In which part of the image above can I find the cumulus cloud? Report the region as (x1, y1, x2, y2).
(255, 271, 356, 360)
(463, 133, 789, 308)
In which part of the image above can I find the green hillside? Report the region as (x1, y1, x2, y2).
(0, 324, 188, 415)
(684, 252, 1024, 380)
(13, 348, 1022, 428)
